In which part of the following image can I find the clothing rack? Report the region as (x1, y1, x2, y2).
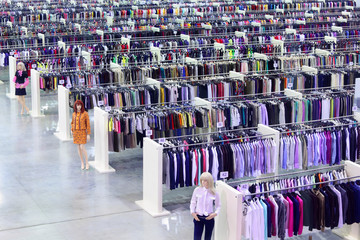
(214, 160, 360, 240)
(243, 175, 360, 197)
(161, 132, 275, 150)
(153, 115, 356, 141)
(10, 34, 360, 58)
(226, 163, 346, 186)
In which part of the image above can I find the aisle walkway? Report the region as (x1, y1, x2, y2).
(0, 81, 345, 240)
(0, 83, 193, 240)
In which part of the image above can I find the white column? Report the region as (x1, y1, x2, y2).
(214, 181, 243, 240)
(89, 107, 115, 173)
(6, 56, 16, 99)
(30, 69, 44, 118)
(54, 86, 72, 141)
(135, 138, 170, 217)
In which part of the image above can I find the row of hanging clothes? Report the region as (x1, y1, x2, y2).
(210, 88, 354, 128)
(107, 105, 212, 151)
(162, 131, 277, 190)
(245, 1, 353, 11)
(160, 77, 245, 103)
(280, 70, 360, 90)
(237, 168, 360, 240)
(275, 117, 360, 171)
(69, 85, 160, 110)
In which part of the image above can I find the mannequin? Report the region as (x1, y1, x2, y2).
(190, 172, 221, 240)
(71, 100, 91, 170)
(13, 62, 30, 115)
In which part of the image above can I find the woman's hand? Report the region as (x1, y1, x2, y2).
(87, 135, 90, 141)
(192, 213, 200, 221)
(205, 213, 217, 220)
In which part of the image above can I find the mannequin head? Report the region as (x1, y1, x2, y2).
(73, 100, 85, 113)
(16, 62, 26, 71)
(200, 172, 216, 195)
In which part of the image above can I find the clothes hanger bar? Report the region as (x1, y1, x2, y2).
(3, 20, 359, 43)
(10, 32, 360, 57)
(154, 115, 356, 143)
(280, 122, 360, 135)
(106, 103, 209, 115)
(226, 163, 346, 186)
(15, 45, 360, 62)
(208, 85, 355, 101)
(33, 63, 360, 81)
(161, 132, 276, 150)
(242, 175, 360, 197)
(5, 6, 352, 26)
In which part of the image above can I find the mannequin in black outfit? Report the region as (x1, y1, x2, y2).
(12, 62, 30, 115)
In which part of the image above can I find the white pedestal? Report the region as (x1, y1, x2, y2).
(54, 86, 72, 141)
(93, 107, 115, 173)
(7, 56, 16, 99)
(30, 69, 44, 118)
(135, 138, 170, 217)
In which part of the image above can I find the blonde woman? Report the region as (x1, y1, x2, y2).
(13, 62, 30, 115)
(190, 172, 221, 240)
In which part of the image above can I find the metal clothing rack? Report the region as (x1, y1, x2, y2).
(153, 115, 356, 141)
(243, 175, 360, 196)
(161, 132, 275, 150)
(226, 163, 346, 186)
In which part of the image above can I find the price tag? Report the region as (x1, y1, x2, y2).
(14, 54, 18, 58)
(352, 106, 358, 111)
(273, 63, 278, 68)
(32, 64, 37, 68)
(66, 83, 71, 88)
(146, 129, 152, 136)
(79, 78, 85, 83)
(105, 106, 111, 112)
(98, 100, 104, 105)
(217, 122, 224, 128)
(59, 80, 65, 84)
(159, 138, 165, 144)
(220, 171, 229, 178)
(10, 51, 14, 55)
(287, 83, 293, 89)
(88, 48, 93, 53)
(38, 67, 42, 71)
(349, 62, 354, 66)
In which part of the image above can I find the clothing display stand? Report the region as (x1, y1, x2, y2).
(229, 71, 244, 81)
(257, 124, 280, 175)
(284, 88, 303, 98)
(96, 30, 104, 43)
(218, 160, 360, 240)
(6, 56, 16, 99)
(81, 51, 91, 69)
(214, 181, 242, 240)
(89, 107, 116, 173)
(58, 41, 66, 56)
(54, 86, 72, 141)
(30, 69, 45, 118)
(135, 137, 171, 217)
(38, 33, 45, 46)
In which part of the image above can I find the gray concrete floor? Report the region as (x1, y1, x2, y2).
(0, 73, 348, 240)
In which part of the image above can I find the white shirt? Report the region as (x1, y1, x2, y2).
(190, 187, 221, 216)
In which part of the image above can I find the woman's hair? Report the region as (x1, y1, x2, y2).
(73, 100, 85, 113)
(17, 62, 26, 71)
(200, 172, 216, 195)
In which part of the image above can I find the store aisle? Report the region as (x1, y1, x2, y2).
(0, 84, 193, 240)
